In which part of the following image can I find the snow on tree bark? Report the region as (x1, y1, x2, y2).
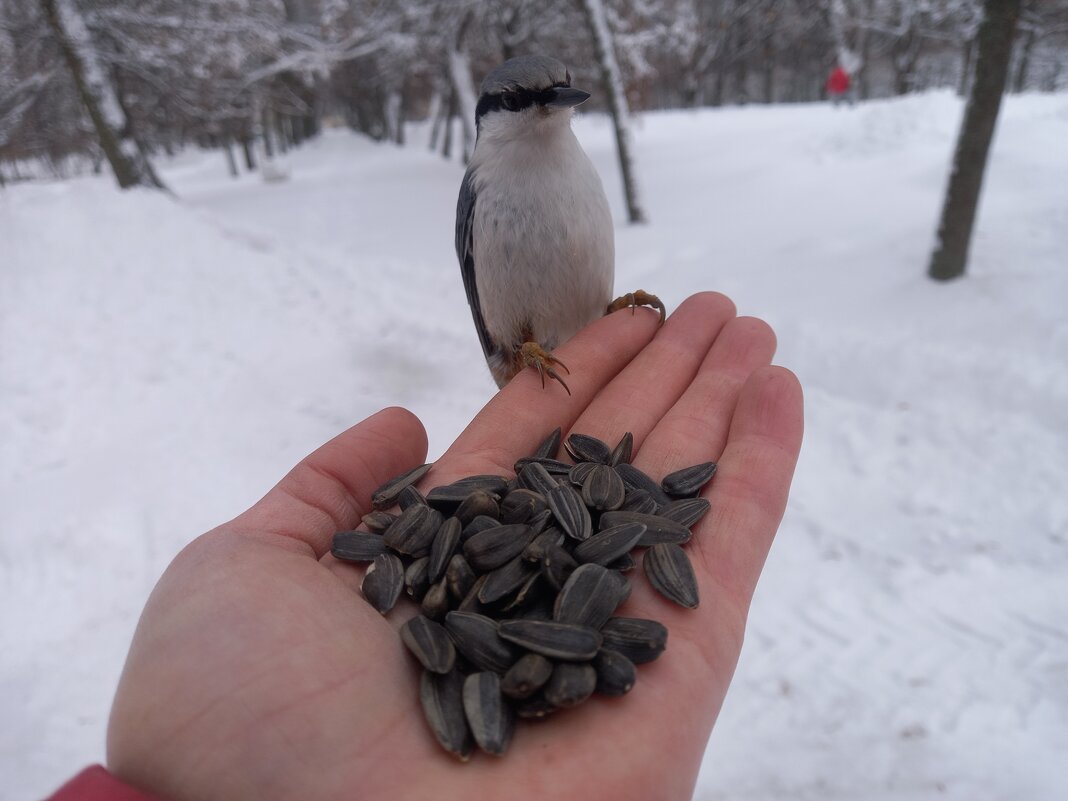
(928, 0, 1022, 281)
(447, 50, 477, 164)
(39, 0, 165, 190)
(578, 0, 647, 224)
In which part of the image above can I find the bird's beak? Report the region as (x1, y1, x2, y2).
(545, 87, 591, 108)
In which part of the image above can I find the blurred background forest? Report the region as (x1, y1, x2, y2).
(2, 0, 1067, 185)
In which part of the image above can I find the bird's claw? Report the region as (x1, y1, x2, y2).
(519, 341, 571, 396)
(607, 289, 667, 325)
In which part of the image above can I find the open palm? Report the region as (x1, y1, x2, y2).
(107, 292, 803, 801)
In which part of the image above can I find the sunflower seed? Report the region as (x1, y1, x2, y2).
(463, 672, 515, 756)
(581, 463, 627, 511)
(644, 543, 700, 609)
(527, 508, 554, 535)
(361, 552, 404, 614)
(514, 693, 558, 719)
(444, 611, 519, 674)
(533, 427, 563, 459)
(501, 653, 554, 700)
(599, 511, 691, 546)
(514, 456, 573, 476)
(572, 522, 647, 566)
(620, 488, 660, 515)
(397, 483, 428, 510)
(331, 530, 387, 562)
(497, 619, 602, 661)
(455, 490, 500, 525)
(405, 556, 430, 601)
(661, 461, 718, 497)
(659, 497, 711, 528)
(427, 516, 462, 584)
(421, 578, 451, 621)
(401, 615, 457, 674)
(463, 523, 536, 572)
(360, 510, 396, 534)
(478, 556, 538, 605)
(541, 542, 579, 591)
(517, 461, 559, 497)
(523, 528, 566, 563)
(544, 662, 597, 708)
(426, 475, 509, 508)
(445, 554, 477, 601)
(500, 570, 545, 612)
(567, 460, 599, 487)
(456, 575, 492, 615)
(600, 617, 668, 664)
(461, 514, 500, 541)
(593, 649, 637, 696)
(500, 489, 547, 524)
(547, 483, 592, 541)
(371, 463, 433, 510)
(553, 563, 628, 629)
(382, 503, 442, 557)
(565, 433, 611, 464)
(614, 463, 671, 507)
(609, 431, 634, 466)
(420, 669, 473, 761)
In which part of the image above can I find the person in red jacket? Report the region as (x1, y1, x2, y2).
(826, 64, 853, 107)
(44, 293, 804, 801)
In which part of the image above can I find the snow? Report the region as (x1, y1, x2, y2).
(3, 91, 1067, 800)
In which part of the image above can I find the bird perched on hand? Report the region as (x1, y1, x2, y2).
(455, 54, 663, 394)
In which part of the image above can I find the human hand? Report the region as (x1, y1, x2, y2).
(107, 292, 803, 801)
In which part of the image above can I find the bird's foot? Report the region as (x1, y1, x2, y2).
(607, 289, 667, 325)
(519, 341, 571, 395)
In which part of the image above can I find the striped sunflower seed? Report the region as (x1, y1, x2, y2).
(500, 488, 547, 524)
(500, 570, 545, 613)
(370, 463, 432, 510)
(565, 433, 611, 464)
(546, 483, 592, 541)
(426, 475, 509, 508)
(421, 578, 451, 621)
(572, 521, 647, 566)
(659, 497, 711, 528)
(331, 530, 387, 562)
(445, 553, 476, 601)
(405, 556, 430, 601)
(454, 490, 500, 525)
(501, 653, 554, 700)
(581, 463, 627, 511)
(644, 543, 700, 609)
(609, 431, 634, 466)
(607, 552, 637, 573)
(514, 692, 558, 719)
(553, 563, 628, 629)
(600, 617, 668, 664)
(461, 514, 500, 541)
(427, 516, 462, 584)
(420, 669, 473, 761)
(497, 619, 602, 661)
(522, 528, 565, 563)
(361, 552, 404, 614)
(620, 488, 660, 515)
(397, 483, 428, 510)
(444, 611, 519, 674)
(457, 575, 492, 615)
(593, 649, 637, 696)
(517, 461, 559, 497)
(463, 523, 536, 572)
(401, 615, 456, 674)
(599, 510, 691, 546)
(661, 461, 718, 497)
(541, 542, 578, 591)
(567, 460, 599, 487)
(478, 556, 538, 605)
(513, 456, 573, 476)
(382, 503, 442, 557)
(614, 463, 671, 507)
(532, 427, 563, 459)
(544, 662, 597, 708)
(360, 510, 396, 534)
(463, 672, 515, 756)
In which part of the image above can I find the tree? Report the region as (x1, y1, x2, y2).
(928, 0, 1022, 281)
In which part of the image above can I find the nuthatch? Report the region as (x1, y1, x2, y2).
(455, 54, 663, 394)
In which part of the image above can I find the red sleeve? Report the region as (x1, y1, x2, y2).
(44, 765, 162, 801)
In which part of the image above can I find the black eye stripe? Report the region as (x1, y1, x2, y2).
(475, 81, 573, 123)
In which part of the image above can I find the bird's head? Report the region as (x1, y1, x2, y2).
(474, 55, 590, 142)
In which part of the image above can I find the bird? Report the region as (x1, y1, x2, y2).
(455, 54, 663, 395)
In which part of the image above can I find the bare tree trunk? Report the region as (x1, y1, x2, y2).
(223, 137, 238, 178)
(447, 13, 477, 164)
(928, 0, 1022, 282)
(958, 36, 976, 96)
(577, 0, 647, 224)
(39, 0, 164, 190)
(241, 136, 256, 171)
(1011, 26, 1036, 92)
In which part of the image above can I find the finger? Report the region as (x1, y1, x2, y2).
(695, 366, 804, 614)
(565, 292, 737, 453)
(229, 407, 428, 557)
(630, 315, 778, 481)
(434, 304, 662, 481)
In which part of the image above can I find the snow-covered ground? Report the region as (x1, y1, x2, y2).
(3, 91, 1067, 800)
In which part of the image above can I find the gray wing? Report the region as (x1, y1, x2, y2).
(455, 168, 497, 362)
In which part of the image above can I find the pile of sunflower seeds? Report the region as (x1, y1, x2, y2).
(331, 429, 716, 760)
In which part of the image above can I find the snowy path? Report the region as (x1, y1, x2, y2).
(2, 92, 1067, 800)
